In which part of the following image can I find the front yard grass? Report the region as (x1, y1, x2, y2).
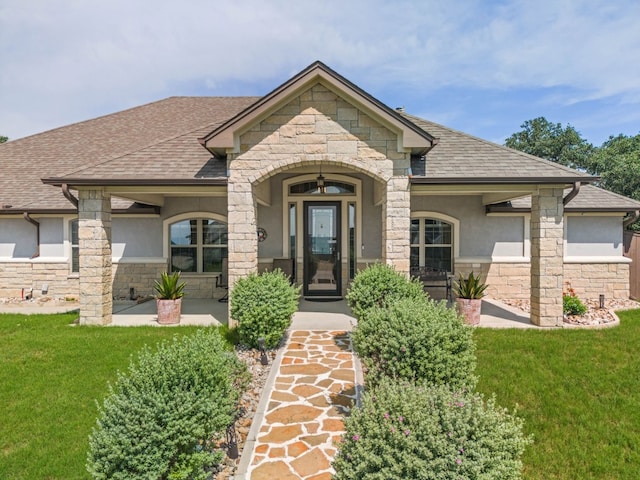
(3, 309, 640, 479)
(0, 312, 207, 480)
(475, 308, 640, 480)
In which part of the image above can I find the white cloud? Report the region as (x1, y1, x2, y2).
(1, 0, 639, 140)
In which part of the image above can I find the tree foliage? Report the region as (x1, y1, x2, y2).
(506, 118, 640, 228)
(0, 135, 7, 144)
(585, 133, 640, 202)
(505, 117, 594, 169)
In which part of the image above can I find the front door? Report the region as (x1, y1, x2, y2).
(304, 201, 341, 297)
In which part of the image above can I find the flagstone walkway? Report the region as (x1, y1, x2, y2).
(244, 330, 359, 480)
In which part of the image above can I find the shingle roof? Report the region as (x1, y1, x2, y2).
(0, 96, 258, 211)
(405, 113, 594, 181)
(501, 185, 640, 212)
(0, 94, 634, 214)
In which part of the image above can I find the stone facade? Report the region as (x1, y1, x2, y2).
(530, 188, 564, 326)
(456, 262, 531, 300)
(78, 189, 112, 325)
(0, 262, 79, 299)
(455, 261, 630, 301)
(226, 83, 409, 292)
(564, 262, 630, 300)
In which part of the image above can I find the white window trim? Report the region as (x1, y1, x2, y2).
(411, 211, 460, 261)
(162, 212, 228, 274)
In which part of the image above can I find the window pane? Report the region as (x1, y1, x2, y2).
(72, 246, 79, 273)
(171, 247, 197, 272)
(425, 220, 451, 245)
(349, 203, 356, 279)
(171, 220, 197, 246)
(425, 246, 452, 272)
(203, 248, 226, 272)
(70, 220, 79, 245)
(410, 219, 419, 244)
(203, 220, 227, 245)
(410, 246, 420, 268)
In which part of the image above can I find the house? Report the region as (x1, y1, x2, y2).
(1, 61, 638, 327)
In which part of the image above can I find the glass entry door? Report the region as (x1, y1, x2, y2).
(304, 202, 341, 296)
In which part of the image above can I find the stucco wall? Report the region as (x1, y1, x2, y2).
(0, 218, 37, 258)
(257, 178, 284, 259)
(112, 217, 163, 258)
(566, 215, 623, 257)
(411, 195, 525, 258)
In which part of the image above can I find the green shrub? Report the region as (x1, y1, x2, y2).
(333, 379, 532, 480)
(346, 263, 425, 319)
(563, 294, 587, 316)
(352, 296, 477, 389)
(230, 269, 300, 348)
(453, 271, 488, 299)
(87, 330, 248, 480)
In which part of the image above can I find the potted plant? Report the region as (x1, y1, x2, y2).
(154, 272, 186, 325)
(453, 271, 488, 326)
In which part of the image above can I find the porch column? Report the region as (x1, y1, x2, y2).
(227, 173, 258, 324)
(78, 189, 112, 325)
(382, 176, 411, 275)
(530, 187, 564, 326)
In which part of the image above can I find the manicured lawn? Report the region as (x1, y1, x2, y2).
(0, 313, 209, 480)
(475, 309, 640, 480)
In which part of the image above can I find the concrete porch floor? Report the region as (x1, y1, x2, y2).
(0, 297, 537, 328)
(110, 296, 537, 329)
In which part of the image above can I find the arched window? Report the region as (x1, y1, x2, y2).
(410, 217, 454, 272)
(289, 181, 355, 195)
(169, 218, 227, 273)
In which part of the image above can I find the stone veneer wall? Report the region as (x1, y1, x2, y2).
(78, 189, 112, 325)
(111, 262, 168, 299)
(0, 262, 79, 299)
(455, 261, 630, 301)
(564, 262, 630, 300)
(227, 83, 410, 288)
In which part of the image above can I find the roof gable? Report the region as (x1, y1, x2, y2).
(200, 61, 435, 157)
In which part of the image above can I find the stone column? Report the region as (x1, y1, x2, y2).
(78, 189, 112, 325)
(382, 176, 411, 275)
(227, 173, 258, 326)
(530, 187, 564, 326)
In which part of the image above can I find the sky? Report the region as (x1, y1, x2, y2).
(1, 0, 639, 146)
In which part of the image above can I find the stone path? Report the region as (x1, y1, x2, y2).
(245, 330, 358, 480)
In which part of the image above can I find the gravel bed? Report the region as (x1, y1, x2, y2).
(214, 345, 277, 479)
(502, 298, 639, 326)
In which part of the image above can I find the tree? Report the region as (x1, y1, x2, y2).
(0, 135, 7, 143)
(586, 133, 640, 202)
(505, 117, 594, 169)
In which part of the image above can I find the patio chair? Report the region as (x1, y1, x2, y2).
(216, 257, 228, 303)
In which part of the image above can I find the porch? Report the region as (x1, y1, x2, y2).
(105, 297, 535, 328)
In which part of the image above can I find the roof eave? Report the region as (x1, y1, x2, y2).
(410, 176, 597, 185)
(41, 177, 228, 187)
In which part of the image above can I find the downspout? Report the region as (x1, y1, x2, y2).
(23, 212, 40, 259)
(624, 210, 640, 229)
(62, 183, 79, 208)
(563, 181, 581, 206)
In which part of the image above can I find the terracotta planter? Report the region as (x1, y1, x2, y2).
(456, 298, 482, 326)
(157, 298, 182, 325)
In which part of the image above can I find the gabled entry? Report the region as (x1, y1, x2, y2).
(304, 201, 341, 297)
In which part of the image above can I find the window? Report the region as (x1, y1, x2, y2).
(169, 219, 227, 273)
(289, 181, 355, 195)
(410, 218, 453, 272)
(70, 219, 79, 273)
